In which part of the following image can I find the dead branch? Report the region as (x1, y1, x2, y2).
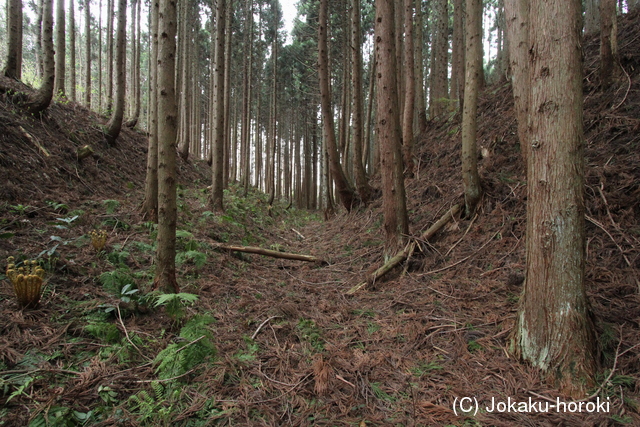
(347, 204, 461, 294)
(216, 244, 322, 263)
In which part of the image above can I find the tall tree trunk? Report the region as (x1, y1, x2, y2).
(600, 0, 617, 90)
(351, 0, 372, 203)
(36, 0, 44, 79)
(584, 0, 600, 35)
(402, 0, 415, 177)
(154, 0, 179, 294)
(414, 0, 427, 131)
(451, 0, 465, 107)
(24, 0, 55, 114)
(97, 0, 102, 111)
(505, 0, 530, 161)
(318, 0, 357, 211)
(241, 0, 253, 195)
(141, 0, 159, 220)
(222, 0, 232, 189)
(105, 0, 126, 145)
(84, 0, 91, 106)
(375, 0, 409, 257)
(3, 0, 23, 79)
(211, 0, 227, 212)
(105, 0, 114, 111)
(511, 0, 596, 398)
(54, 0, 66, 97)
(177, 0, 190, 161)
(363, 53, 375, 172)
(268, 2, 278, 206)
(429, 0, 449, 118)
(461, 0, 483, 218)
(68, 0, 76, 101)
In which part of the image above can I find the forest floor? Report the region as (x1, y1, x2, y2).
(2, 11, 640, 427)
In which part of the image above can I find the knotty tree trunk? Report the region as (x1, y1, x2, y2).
(155, 0, 179, 294)
(511, 0, 596, 398)
(375, 0, 409, 257)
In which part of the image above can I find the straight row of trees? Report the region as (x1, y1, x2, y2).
(2, 0, 638, 398)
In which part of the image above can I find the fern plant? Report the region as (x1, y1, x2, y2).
(153, 292, 199, 323)
(154, 315, 216, 381)
(175, 250, 207, 268)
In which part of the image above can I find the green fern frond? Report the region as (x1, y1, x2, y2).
(175, 250, 207, 268)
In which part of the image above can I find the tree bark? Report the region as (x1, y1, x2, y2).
(36, 0, 44, 79)
(584, 0, 600, 35)
(351, 0, 372, 203)
(155, 0, 180, 294)
(402, 0, 415, 176)
(267, 1, 278, 206)
(3, 0, 23, 79)
(54, 0, 66, 97)
(140, 0, 159, 221)
(318, 0, 357, 211)
(211, 0, 227, 212)
(68, 0, 76, 101)
(599, 0, 617, 90)
(84, 0, 91, 106)
(97, 0, 102, 111)
(511, 0, 596, 398)
(375, 0, 409, 257)
(104, 0, 126, 145)
(505, 0, 530, 162)
(222, 0, 232, 189)
(106, 0, 114, 111)
(24, 0, 55, 114)
(414, 0, 427, 131)
(429, 0, 449, 118)
(451, 0, 465, 108)
(461, 0, 483, 218)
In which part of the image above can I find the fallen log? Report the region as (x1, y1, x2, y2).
(346, 204, 461, 294)
(216, 244, 322, 263)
